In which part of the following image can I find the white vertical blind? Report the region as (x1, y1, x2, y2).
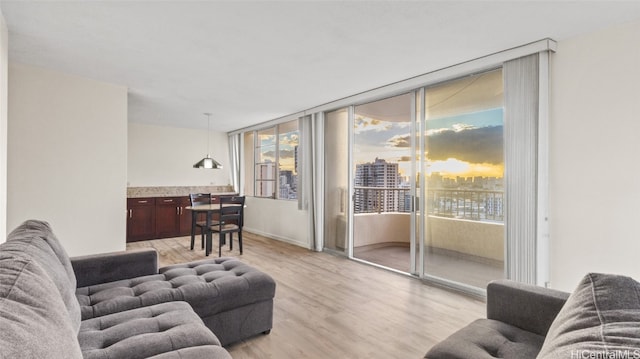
(228, 133, 241, 194)
(504, 53, 540, 284)
(299, 114, 325, 251)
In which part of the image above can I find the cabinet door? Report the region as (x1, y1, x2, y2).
(179, 197, 193, 236)
(127, 198, 156, 242)
(155, 197, 181, 238)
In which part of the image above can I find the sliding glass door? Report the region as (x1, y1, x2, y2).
(351, 93, 414, 273)
(324, 68, 508, 293)
(422, 69, 506, 289)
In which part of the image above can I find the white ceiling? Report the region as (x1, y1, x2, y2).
(2, 1, 640, 132)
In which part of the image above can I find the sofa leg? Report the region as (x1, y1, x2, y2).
(262, 329, 271, 335)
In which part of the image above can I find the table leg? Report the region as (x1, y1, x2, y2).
(190, 211, 196, 250)
(205, 212, 211, 256)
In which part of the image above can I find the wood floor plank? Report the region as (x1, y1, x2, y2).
(127, 231, 485, 358)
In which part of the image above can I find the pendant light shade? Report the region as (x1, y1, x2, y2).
(193, 156, 222, 169)
(193, 113, 222, 169)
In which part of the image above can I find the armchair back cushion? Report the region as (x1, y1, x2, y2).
(3, 220, 81, 333)
(0, 252, 83, 358)
(537, 273, 640, 359)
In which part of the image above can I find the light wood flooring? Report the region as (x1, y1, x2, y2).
(354, 243, 505, 289)
(127, 232, 485, 359)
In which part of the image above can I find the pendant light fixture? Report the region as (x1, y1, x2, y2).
(193, 113, 222, 169)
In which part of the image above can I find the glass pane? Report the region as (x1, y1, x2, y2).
(255, 127, 276, 198)
(423, 68, 505, 289)
(243, 132, 254, 196)
(278, 120, 299, 200)
(324, 108, 349, 253)
(353, 93, 413, 272)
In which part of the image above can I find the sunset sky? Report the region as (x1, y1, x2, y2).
(354, 107, 504, 180)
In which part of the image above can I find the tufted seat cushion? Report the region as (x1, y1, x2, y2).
(76, 257, 276, 320)
(424, 319, 545, 359)
(79, 301, 231, 359)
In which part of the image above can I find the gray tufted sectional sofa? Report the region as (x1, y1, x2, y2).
(0, 220, 276, 359)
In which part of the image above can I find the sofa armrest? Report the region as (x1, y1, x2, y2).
(486, 279, 569, 336)
(71, 248, 158, 288)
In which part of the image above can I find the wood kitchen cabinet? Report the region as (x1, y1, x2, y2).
(179, 197, 193, 236)
(127, 195, 218, 242)
(127, 197, 156, 242)
(155, 197, 182, 238)
(155, 196, 194, 238)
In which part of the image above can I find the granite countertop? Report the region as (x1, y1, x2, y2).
(127, 186, 236, 198)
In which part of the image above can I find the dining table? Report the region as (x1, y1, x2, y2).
(185, 203, 242, 256)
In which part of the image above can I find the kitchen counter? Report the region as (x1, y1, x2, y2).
(127, 185, 235, 198)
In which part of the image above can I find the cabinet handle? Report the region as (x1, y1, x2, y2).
(164, 199, 173, 203)
(129, 209, 132, 218)
(138, 200, 148, 204)
(177, 207, 180, 215)
(180, 207, 183, 215)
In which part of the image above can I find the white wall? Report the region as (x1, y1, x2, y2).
(0, 11, 7, 241)
(7, 63, 128, 256)
(128, 122, 230, 187)
(244, 196, 309, 248)
(549, 20, 640, 291)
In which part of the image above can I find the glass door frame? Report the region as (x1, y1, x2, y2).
(346, 92, 421, 276)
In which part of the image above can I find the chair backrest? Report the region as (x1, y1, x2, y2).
(189, 193, 212, 206)
(219, 195, 245, 228)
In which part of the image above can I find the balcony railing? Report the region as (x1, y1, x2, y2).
(354, 187, 504, 222)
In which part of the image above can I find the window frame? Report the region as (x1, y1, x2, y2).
(248, 120, 300, 201)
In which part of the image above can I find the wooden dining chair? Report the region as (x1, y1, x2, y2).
(188, 193, 218, 250)
(209, 195, 245, 257)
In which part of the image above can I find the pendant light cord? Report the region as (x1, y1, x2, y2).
(205, 113, 211, 157)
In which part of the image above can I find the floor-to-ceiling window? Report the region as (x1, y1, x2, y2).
(351, 93, 414, 272)
(343, 69, 506, 290)
(234, 40, 552, 295)
(422, 69, 505, 289)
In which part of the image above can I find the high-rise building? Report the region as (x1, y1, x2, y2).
(256, 162, 276, 198)
(354, 158, 399, 213)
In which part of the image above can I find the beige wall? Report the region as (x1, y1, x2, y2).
(7, 63, 128, 255)
(243, 196, 309, 248)
(127, 122, 230, 187)
(549, 20, 640, 291)
(0, 11, 7, 240)
(353, 213, 411, 247)
(427, 216, 504, 262)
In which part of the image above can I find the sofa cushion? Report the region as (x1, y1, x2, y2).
(3, 219, 81, 332)
(79, 301, 231, 359)
(0, 253, 83, 358)
(76, 257, 276, 320)
(537, 273, 640, 359)
(424, 319, 545, 359)
(146, 346, 232, 359)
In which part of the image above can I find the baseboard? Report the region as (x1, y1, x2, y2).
(244, 227, 310, 249)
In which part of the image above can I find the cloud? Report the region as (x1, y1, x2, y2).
(386, 133, 411, 148)
(279, 149, 295, 159)
(280, 133, 299, 146)
(427, 125, 503, 164)
(354, 116, 393, 134)
(384, 125, 503, 165)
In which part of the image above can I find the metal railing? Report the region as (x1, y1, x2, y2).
(354, 187, 412, 214)
(427, 189, 504, 222)
(354, 187, 504, 222)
